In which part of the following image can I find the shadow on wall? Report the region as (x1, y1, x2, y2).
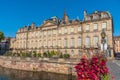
(0, 41, 10, 55)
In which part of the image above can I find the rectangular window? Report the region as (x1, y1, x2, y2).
(94, 23, 98, 30)
(53, 40, 56, 47)
(58, 29, 61, 34)
(71, 38, 74, 47)
(62, 28, 64, 34)
(44, 41, 46, 47)
(53, 30, 56, 34)
(48, 40, 50, 47)
(48, 30, 51, 35)
(71, 27, 74, 33)
(64, 28, 68, 34)
(58, 39, 61, 47)
(78, 38, 82, 47)
(78, 26, 81, 32)
(85, 37, 90, 48)
(64, 39, 67, 47)
(44, 31, 46, 36)
(86, 24, 90, 31)
(102, 22, 107, 29)
(39, 40, 41, 47)
(93, 36, 98, 47)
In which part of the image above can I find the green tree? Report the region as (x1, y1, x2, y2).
(0, 31, 4, 42)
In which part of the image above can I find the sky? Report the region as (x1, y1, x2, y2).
(0, 0, 120, 37)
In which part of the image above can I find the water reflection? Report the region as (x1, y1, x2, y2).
(0, 67, 76, 80)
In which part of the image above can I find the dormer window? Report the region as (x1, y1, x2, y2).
(93, 15, 99, 20)
(101, 13, 108, 18)
(86, 16, 91, 21)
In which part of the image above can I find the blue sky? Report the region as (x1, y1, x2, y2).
(0, 0, 120, 37)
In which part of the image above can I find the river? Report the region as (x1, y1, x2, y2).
(0, 66, 76, 80)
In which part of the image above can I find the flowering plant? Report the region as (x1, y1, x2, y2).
(75, 54, 113, 80)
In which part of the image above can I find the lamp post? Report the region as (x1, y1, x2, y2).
(101, 29, 106, 56)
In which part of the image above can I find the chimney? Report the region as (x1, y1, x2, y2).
(84, 10, 87, 18)
(31, 22, 35, 29)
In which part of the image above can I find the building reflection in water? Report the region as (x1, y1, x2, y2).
(0, 67, 76, 80)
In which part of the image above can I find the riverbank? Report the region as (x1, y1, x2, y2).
(0, 56, 78, 75)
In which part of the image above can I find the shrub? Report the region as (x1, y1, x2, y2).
(37, 53, 41, 57)
(33, 53, 37, 57)
(63, 53, 70, 58)
(74, 54, 111, 80)
(26, 53, 31, 57)
(43, 52, 48, 57)
(4, 51, 12, 56)
(59, 53, 63, 58)
(49, 50, 56, 57)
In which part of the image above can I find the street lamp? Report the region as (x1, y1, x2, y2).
(101, 29, 106, 55)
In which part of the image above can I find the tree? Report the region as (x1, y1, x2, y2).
(0, 31, 4, 42)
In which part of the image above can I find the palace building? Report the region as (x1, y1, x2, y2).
(114, 36, 120, 53)
(11, 10, 114, 58)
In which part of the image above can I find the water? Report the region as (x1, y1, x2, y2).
(0, 67, 76, 80)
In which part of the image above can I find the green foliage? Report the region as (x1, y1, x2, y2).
(43, 51, 57, 58)
(4, 51, 12, 56)
(43, 52, 48, 57)
(63, 53, 70, 58)
(49, 50, 56, 57)
(59, 53, 63, 58)
(37, 53, 41, 57)
(102, 74, 110, 80)
(26, 53, 31, 57)
(32, 51, 37, 57)
(0, 31, 4, 42)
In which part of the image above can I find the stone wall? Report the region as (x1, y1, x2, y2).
(0, 56, 78, 75)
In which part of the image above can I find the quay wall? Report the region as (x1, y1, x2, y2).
(0, 56, 79, 75)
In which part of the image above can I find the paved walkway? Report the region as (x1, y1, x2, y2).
(107, 60, 120, 80)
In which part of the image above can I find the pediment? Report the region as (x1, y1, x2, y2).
(42, 21, 56, 27)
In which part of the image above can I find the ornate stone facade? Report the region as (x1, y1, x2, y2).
(114, 36, 120, 53)
(12, 10, 114, 58)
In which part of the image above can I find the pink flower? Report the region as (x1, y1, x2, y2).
(75, 54, 112, 80)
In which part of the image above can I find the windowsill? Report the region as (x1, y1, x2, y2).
(86, 30, 90, 32)
(93, 29, 98, 32)
(78, 32, 82, 34)
(70, 46, 75, 48)
(102, 28, 107, 30)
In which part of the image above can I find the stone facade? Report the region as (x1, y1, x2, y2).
(11, 10, 114, 58)
(114, 36, 120, 53)
(0, 56, 77, 75)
